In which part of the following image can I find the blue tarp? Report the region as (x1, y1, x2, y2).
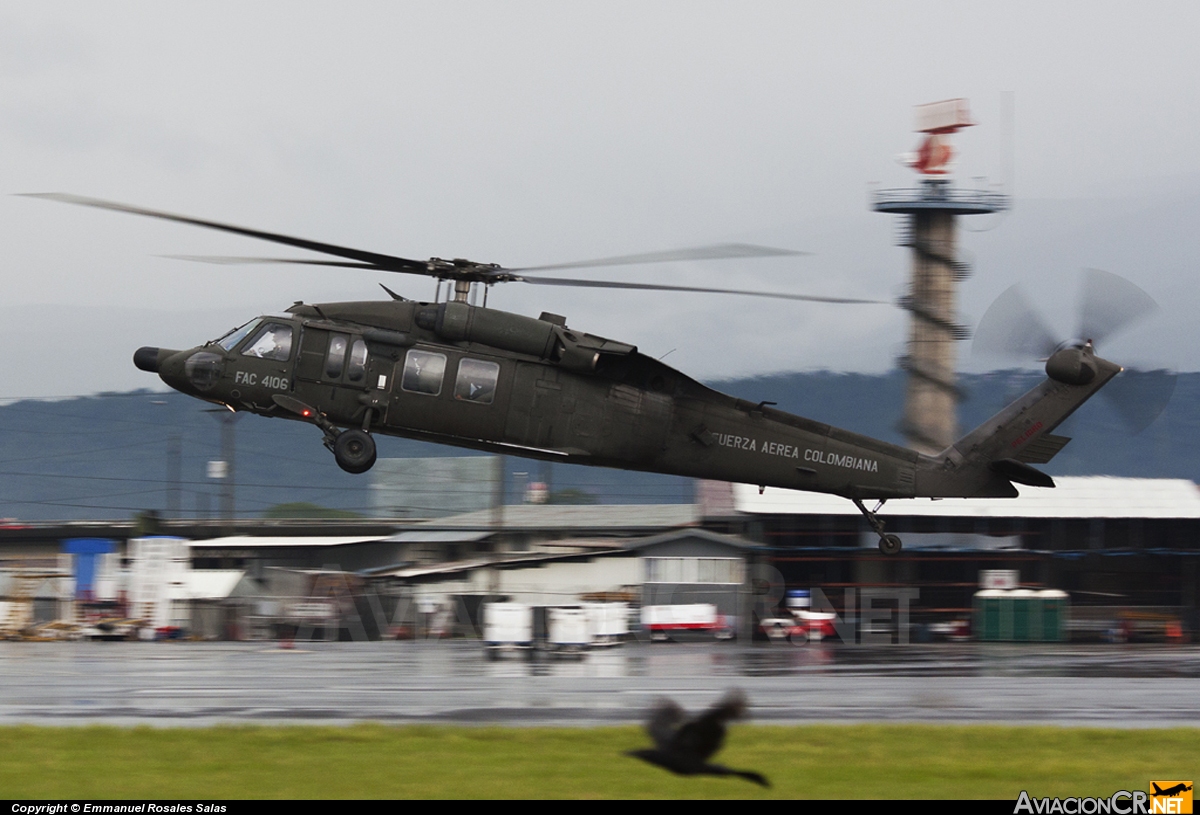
(63, 538, 115, 598)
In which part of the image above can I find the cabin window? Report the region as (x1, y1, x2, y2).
(401, 349, 447, 395)
(325, 333, 348, 379)
(214, 318, 262, 352)
(454, 358, 500, 405)
(241, 323, 293, 361)
(347, 339, 368, 383)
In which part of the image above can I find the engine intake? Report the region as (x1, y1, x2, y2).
(414, 303, 637, 373)
(416, 302, 558, 358)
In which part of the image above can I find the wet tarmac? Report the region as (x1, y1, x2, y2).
(1, 641, 1198, 727)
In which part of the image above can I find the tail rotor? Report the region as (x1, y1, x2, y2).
(973, 270, 1176, 434)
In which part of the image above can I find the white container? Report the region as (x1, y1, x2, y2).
(583, 602, 628, 646)
(482, 602, 533, 656)
(548, 607, 590, 650)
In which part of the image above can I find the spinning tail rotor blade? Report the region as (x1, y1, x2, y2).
(975, 271, 1176, 433)
(1078, 268, 1159, 346)
(1102, 367, 1177, 435)
(1077, 269, 1174, 433)
(971, 284, 1060, 361)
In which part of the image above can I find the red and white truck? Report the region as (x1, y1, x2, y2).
(640, 603, 732, 641)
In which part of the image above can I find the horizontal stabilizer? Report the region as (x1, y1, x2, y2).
(990, 459, 1055, 488)
(1012, 433, 1071, 464)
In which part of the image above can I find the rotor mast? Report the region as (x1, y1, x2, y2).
(425, 257, 503, 304)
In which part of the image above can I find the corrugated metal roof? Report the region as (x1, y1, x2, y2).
(370, 528, 762, 580)
(385, 530, 491, 544)
(536, 537, 640, 550)
(188, 535, 391, 549)
(407, 503, 699, 531)
(375, 548, 625, 580)
(624, 527, 765, 552)
(733, 477, 1200, 519)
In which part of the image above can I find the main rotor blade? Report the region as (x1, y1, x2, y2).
(972, 284, 1060, 361)
(28, 195, 812, 285)
(162, 254, 877, 303)
(516, 275, 885, 304)
(22, 193, 429, 274)
(1078, 268, 1159, 347)
(507, 243, 807, 274)
(163, 255, 380, 269)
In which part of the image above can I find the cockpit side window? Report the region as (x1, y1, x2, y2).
(242, 323, 294, 361)
(214, 318, 263, 352)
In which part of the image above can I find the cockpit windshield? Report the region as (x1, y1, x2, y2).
(213, 318, 263, 352)
(243, 322, 293, 361)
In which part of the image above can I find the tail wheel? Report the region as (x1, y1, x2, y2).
(334, 429, 377, 474)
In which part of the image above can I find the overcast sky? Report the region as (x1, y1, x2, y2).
(3, 1, 1199, 400)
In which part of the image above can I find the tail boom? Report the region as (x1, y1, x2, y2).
(915, 347, 1121, 498)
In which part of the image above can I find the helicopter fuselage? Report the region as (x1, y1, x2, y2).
(30, 192, 1128, 556)
(138, 298, 942, 501)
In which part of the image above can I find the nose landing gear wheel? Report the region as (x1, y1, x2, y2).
(334, 428, 377, 474)
(879, 534, 902, 556)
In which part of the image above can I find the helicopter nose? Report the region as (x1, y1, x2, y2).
(133, 346, 177, 373)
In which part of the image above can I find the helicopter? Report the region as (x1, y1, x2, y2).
(27, 193, 1127, 555)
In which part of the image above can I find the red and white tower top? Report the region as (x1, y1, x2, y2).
(910, 98, 975, 175)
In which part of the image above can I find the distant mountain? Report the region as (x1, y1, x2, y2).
(1, 370, 1195, 521)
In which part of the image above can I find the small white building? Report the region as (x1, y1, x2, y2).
(372, 527, 766, 640)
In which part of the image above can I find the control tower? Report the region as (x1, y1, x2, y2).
(873, 99, 1009, 454)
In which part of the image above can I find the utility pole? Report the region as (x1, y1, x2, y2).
(207, 410, 243, 531)
(490, 454, 506, 531)
(166, 433, 181, 519)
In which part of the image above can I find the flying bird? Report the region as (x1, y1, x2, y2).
(626, 689, 769, 787)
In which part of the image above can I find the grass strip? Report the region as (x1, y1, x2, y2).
(1, 723, 1194, 799)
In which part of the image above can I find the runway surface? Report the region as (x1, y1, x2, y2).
(1, 641, 1198, 727)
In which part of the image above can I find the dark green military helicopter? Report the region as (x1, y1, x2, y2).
(29, 193, 1127, 555)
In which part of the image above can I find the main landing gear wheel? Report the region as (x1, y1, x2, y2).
(879, 534, 902, 557)
(334, 429, 377, 474)
(852, 498, 903, 556)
